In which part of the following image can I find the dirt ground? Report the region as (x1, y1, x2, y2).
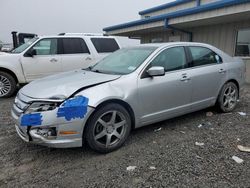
(0, 86, 250, 188)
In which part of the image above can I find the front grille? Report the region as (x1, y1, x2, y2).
(12, 92, 30, 118)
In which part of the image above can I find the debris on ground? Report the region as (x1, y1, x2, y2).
(196, 155, 203, 159)
(198, 124, 204, 128)
(232, 156, 244, 164)
(238, 112, 247, 116)
(149, 166, 156, 170)
(154, 127, 162, 132)
(206, 112, 213, 117)
(195, 142, 205, 146)
(126, 166, 137, 171)
(153, 141, 157, 144)
(179, 131, 186, 134)
(198, 122, 212, 128)
(237, 145, 250, 153)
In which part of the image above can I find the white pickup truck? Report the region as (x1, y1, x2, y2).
(0, 33, 120, 97)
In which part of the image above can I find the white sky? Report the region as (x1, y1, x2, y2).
(0, 0, 172, 45)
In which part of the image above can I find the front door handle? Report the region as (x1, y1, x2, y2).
(50, 58, 58, 62)
(219, 69, 226, 74)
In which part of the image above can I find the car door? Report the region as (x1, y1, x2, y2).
(137, 46, 193, 125)
(186, 46, 227, 110)
(60, 38, 93, 71)
(21, 38, 62, 82)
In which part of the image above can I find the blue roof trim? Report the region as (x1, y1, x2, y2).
(139, 0, 193, 15)
(103, 0, 249, 32)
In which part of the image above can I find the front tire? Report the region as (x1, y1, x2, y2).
(217, 82, 238, 113)
(0, 71, 17, 98)
(85, 103, 131, 153)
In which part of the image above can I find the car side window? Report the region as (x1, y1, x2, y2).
(150, 47, 186, 72)
(32, 38, 57, 55)
(188, 46, 222, 67)
(62, 38, 90, 54)
(91, 38, 120, 53)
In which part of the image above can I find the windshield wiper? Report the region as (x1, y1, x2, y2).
(82, 66, 106, 74)
(91, 69, 105, 73)
(82, 66, 95, 71)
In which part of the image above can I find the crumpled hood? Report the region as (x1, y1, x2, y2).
(20, 70, 121, 99)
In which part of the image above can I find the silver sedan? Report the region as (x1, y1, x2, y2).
(11, 42, 245, 153)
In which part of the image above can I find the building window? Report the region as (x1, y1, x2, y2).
(235, 29, 250, 57)
(150, 38, 163, 43)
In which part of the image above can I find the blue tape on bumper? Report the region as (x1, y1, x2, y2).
(57, 96, 89, 121)
(21, 113, 42, 126)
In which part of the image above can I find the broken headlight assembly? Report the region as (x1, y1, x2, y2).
(25, 102, 59, 114)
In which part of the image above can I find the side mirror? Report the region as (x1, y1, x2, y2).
(25, 49, 36, 57)
(147, 66, 165, 77)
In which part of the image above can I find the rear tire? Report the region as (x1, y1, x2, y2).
(0, 71, 17, 98)
(217, 82, 238, 113)
(85, 103, 131, 153)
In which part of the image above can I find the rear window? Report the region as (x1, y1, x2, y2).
(91, 38, 120, 53)
(62, 38, 90, 54)
(188, 46, 222, 67)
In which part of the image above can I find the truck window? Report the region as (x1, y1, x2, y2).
(62, 38, 90, 54)
(32, 38, 58, 55)
(91, 38, 120, 53)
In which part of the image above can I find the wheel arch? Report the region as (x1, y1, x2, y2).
(226, 79, 239, 92)
(224, 79, 240, 99)
(83, 99, 136, 139)
(217, 79, 240, 102)
(0, 67, 18, 83)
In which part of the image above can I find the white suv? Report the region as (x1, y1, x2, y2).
(0, 33, 120, 97)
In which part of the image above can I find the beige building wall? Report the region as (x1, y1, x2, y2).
(191, 20, 250, 56)
(140, 30, 189, 44)
(141, 20, 250, 57)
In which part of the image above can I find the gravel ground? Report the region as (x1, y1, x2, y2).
(0, 86, 250, 188)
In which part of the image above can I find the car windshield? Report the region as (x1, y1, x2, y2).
(90, 47, 156, 75)
(11, 37, 38, 53)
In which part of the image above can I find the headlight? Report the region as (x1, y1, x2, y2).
(25, 102, 58, 113)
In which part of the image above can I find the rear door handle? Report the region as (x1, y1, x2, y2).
(50, 58, 58, 62)
(219, 69, 226, 74)
(180, 74, 191, 81)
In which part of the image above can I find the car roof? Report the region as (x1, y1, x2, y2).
(136, 42, 213, 48)
(38, 34, 117, 39)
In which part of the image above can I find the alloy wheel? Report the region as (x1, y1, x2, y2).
(223, 85, 237, 111)
(93, 110, 127, 147)
(0, 75, 11, 97)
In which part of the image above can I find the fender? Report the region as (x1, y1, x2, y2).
(0, 63, 27, 83)
(0, 53, 27, 83)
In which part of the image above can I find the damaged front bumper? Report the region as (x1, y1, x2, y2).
(11, 93, 94, 148)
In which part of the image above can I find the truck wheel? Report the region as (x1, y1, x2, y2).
(0, 71, 17, 98)
(85, 103, 131, 153)
(217, 82, 238, 113)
